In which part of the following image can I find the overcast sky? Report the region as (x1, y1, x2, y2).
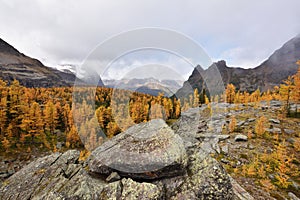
(1, 0, 300, 80)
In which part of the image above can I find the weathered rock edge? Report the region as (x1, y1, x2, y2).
(88, 119, 188, 180)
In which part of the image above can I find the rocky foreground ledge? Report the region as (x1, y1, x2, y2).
(0, 108, 251, 200)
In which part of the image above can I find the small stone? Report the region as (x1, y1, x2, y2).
(288, 192, 300, 200)
(56, 142, 62, 149)
(269, 119, 280, 124)
(212, 142, 221, 154)
(221, 145, 229, 155)
(287, 138, 295, 144)
(221, 159, 230, 164)
(234, 135, 248, 142)
(284, 129, 295, 135)
(247, 118, 256, 123)
(265, 128, 281, 134)
(106, 172, 121, 183)
(268, 174, 275, 180)
(273, 128, 281, 134)
(248, 144, 255, 150)
(266, 148, 273, 154)
(217, 135, 230, 141)
(237, 121, 245, 127)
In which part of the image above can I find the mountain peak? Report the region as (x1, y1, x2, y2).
(0, 38, 90, 87)
(175, 34, 300, 97)
(0, 38, 21, 56)
(216, 60, 227, 66)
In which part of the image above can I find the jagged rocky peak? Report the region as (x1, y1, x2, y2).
(215, 59, 227, 66)
(175, 35, 300, 97)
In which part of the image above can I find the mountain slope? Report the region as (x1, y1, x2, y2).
(254, 35, 300, 89)
(0, 38, 93, 87)
(175, 35, 300, 98)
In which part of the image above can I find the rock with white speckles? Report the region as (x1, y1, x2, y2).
(89, 119, 188, 180)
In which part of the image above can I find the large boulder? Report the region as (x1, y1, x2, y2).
(88, 119, 188, 180)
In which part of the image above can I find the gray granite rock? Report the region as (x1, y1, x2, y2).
(269, 118, 280, 124)
(221, 144, 229, 155)
(89, 119, 188, 180)
(237, 121, 246, 127)
(234, 135, 248, 142)
(284, 129, 295, 135)
(265, 128, 281, 134)
(0, 150, 106, 200)
(288, 192, 300, 200)
(106, 172, 121, 183)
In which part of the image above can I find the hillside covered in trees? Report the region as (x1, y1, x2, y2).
(0, 81, 181, 156)
(1, 62, 299, 154)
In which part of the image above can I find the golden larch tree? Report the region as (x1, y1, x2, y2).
(225, 84, 236, 104)
(43, 100, 58, 134)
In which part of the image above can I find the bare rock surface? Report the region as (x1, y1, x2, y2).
(0, 109, 241, 200)
(89, 119, 188, 180)
(0, 150, 106, 200)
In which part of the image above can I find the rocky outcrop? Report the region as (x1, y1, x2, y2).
(0, 109, 243, 199)
(0, 150, 106, 200)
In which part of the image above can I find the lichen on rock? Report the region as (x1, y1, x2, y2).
(0, 110, 238, 200)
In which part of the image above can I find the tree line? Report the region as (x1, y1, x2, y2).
(1, 62, 299, 153)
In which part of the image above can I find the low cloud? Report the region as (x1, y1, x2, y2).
(1, 0, 300, 78)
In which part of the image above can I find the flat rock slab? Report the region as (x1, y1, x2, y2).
(89, 119, 187, 180)
(0, 150, 107, 200)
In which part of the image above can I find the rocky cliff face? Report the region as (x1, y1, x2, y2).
(0, 108, 253, 200)
(175, 35, 300, 98)
(0, 38, 103, 87)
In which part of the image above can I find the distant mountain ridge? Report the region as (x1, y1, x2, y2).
(104, 78, 183, 96)
(2, 35, 299, 92)
(0, 38, 103, 87)
(175, 35, 300, 98)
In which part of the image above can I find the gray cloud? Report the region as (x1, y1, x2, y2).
(1, 0, 300, 78)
